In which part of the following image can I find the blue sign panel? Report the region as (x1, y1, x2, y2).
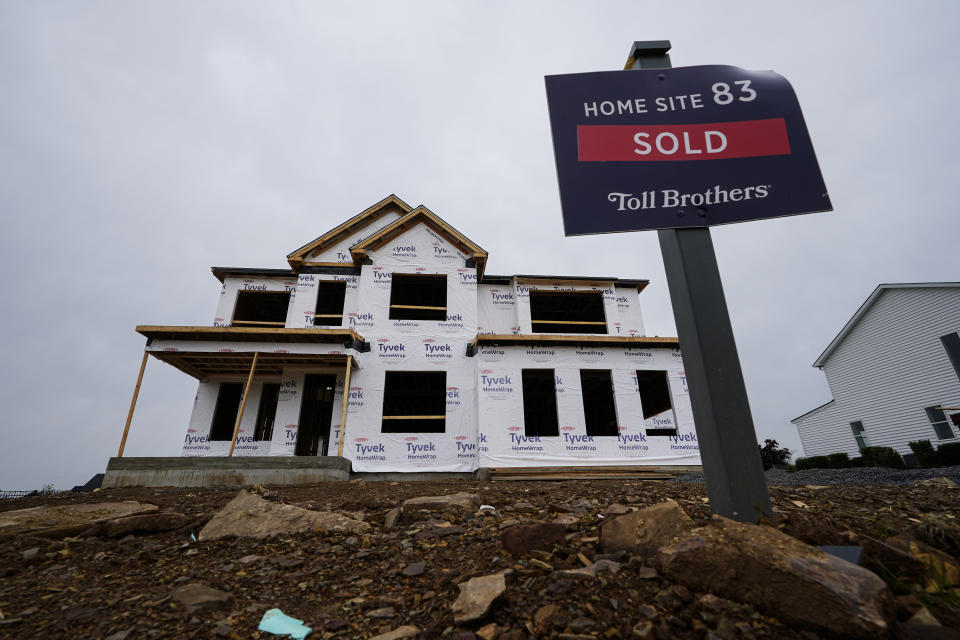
(545, 65, 832, 235)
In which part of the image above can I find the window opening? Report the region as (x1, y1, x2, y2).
(382, 371, 446, 433)
(942, 333, 960, 381)
(522, 369, 559, 437)
(636, 370, 677, 436)
(389, 274, 447, 321)
(232, 290, 290, 326)
(314, 281, 347, 326)
(580, 369, 618, 437)
(925, 406, 956, 441)
(209, 383, 243, 441)
(253, 383, 280, 441)
(850, 420, 871, 450)
(529, 290, 607, 334)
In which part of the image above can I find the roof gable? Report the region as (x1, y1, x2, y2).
(287, 195, 413, 268)
(812, 282, 960, 367)
(350, 206, 488, 275)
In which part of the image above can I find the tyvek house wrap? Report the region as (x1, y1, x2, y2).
(343, 223, 479, 472)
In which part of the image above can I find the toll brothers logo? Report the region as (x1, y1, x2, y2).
(423, 338, 453, 363)
(506, 426, 543, 452)
(480, 369, 512, 398)
(404, 436, 437, 463)
(377, 338, 407, 361)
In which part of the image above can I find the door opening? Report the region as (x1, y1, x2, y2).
(296, 374, 337, 456)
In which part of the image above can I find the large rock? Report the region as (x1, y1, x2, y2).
(656, 516, 893, 639)
(199, 491, 369, 540)
(451, 572, 508, 623)
(401, 493, 480, 511)
(885, 534, 960, 591)
(170, 583, 232, 613)
(0, 501, 158, 538)
(600, 500, 694, 556)
(82, 511, 191, 538)
(501, 521, 567, 556)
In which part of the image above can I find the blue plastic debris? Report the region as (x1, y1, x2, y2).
(190, 532, 197, 542)
(258, 608, 312, 639)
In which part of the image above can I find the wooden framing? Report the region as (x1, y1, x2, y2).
(228, 353, 259, 457)
(136, 325, 364, 344)
(117, 352, 150, 458)
(148, 351, 358, 380)
(287, 195, 413, 269)
(349, 206, 488, 276)
(382, 415, 445, 420)
(336, 356, 353, 457)
(471, 334, 680, 349)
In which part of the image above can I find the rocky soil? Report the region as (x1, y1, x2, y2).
(1, 477, 958, 639)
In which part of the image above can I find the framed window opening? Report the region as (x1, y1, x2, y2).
(314, 280, 347, 327)
(232, 290, 290, 327)
(253, 383, 280, 441)
(925, 406, 956, 441)
(529, 290, 607, 334)
(209, 383, 243, 441)
(389, 274, 447, 321)
(580, 369, 618, 437)
(382, 371, 446, 433)
(850, 420, 870, 450)
(522, 369, 559, 437)
(636, 370, 677, 436)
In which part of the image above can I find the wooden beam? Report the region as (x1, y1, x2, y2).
(228, 352, 259, 457)
(382, 415, 446, 420)
(336, 356, 353, 457)
(117, 352, 150, 458)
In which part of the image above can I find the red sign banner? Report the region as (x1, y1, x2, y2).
(577, 118, 790, 162)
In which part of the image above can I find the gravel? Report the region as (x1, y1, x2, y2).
(674, 465, 960, 486)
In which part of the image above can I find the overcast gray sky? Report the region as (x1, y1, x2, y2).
(1, 2, 957, 489)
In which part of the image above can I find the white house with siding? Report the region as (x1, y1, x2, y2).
(792, 283, 960, 459)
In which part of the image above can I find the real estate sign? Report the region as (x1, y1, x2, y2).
(545, 65, 832, 236)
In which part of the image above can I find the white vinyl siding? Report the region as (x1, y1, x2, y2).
(794, 287, 960, 457)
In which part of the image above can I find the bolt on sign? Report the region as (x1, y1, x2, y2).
(545, 65, 832, 235)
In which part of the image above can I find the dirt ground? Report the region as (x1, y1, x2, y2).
(0, 479, 958, 639)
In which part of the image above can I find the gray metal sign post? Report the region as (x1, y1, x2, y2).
(627, 41, 772, 522)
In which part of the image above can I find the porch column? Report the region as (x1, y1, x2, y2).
(228, 352, 259, 457)
(336, 356, 353, 457)
(117, 352, 150, 457)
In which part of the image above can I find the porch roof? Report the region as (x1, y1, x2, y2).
(148, 350, 358, 380)
(136, 325, 365, 345)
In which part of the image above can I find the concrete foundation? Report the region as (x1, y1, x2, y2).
(103, 456, 352, 488)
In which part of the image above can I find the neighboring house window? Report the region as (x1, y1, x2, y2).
(925, 406, 956, 440)
(850, 421, 870, 450)
(209, 383, 243, 441)
(529, 290, 607, 334)
(942, 332, 960, 381)
(522, 369, 559, 437)
(636, 370, 677, 436)
(580, 370, 619, 436)
(314, 281, 347, 326)
(253, 383, 280, 441)
(232, 291, 290, 327)
(389, 274, 447, 321)
(381, 371, 446, 433)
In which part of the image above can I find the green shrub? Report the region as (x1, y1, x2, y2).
(758, 439, 792, 470)
(859, 446, 905, 469)
(938, 442, 960, 466)
(826, 452, 850, 468)
(908, 440, 941, 468)
(850, 456, 865, 467)
(795, 455, 834, 470)
(785, 464, 796, 472)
